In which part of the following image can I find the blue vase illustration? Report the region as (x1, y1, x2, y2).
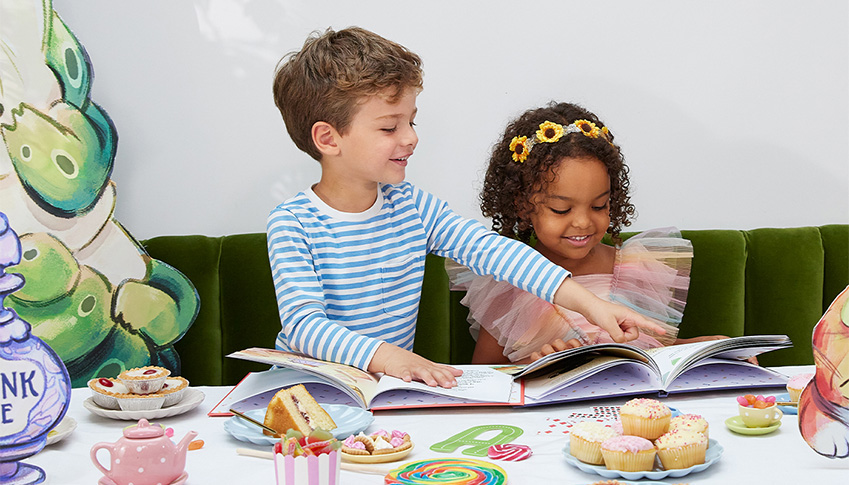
(0, 212, 72, 484)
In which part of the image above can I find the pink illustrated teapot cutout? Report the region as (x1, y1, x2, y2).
(91, 419, 197, 485)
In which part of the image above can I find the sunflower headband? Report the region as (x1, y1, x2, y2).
(509, 120, 613, 163)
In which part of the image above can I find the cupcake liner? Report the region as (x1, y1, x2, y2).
(569, 435, 605, 465)
(601, 448, 657, 472)
(657, 441, 708, 469)
(620, 414, 671, 440)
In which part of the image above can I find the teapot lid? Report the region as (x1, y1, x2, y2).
(124, 418, 164, 439)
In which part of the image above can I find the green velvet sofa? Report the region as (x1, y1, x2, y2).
(141, 224, 848, 387)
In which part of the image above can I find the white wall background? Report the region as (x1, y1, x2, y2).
(53, 0, 848, 240)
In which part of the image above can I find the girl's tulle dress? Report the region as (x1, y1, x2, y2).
(447, 228, 693, 362)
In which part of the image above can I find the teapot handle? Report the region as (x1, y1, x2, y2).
(90, 442, 115, 477)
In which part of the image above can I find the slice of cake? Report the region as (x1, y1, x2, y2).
(263, 384, 337, 437)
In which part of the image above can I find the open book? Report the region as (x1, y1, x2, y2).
(517, 334, 793, 405)
(210, 348, 523, 415)
(211, 335, 791, 415)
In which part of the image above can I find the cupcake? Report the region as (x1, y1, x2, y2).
(787, 373, 814, 402)
(87, 378, 131, 409)
(654, 429, 708, 469)
(159, 376, 189, 406)
(569, 421, 621, 465)
(600, 435, 657, 472)
(668, 413, 709, 440)
(118, 366, 170, 395)
(619, 398, 671, 440)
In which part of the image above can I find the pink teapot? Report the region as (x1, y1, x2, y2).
(91, 418, 197, 485)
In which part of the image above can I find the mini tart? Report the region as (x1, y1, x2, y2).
(669, 413, 709, 440)
(654, 429, 708, 469)
(118, 366, 171, 395)
(600, 435, 657, 472)
(569, 421, 621, 465)
(87, 378, 131, 409)
(115, 392, 167, 411)
(159, 376, 189, 406)
(619, 398, 671, 440)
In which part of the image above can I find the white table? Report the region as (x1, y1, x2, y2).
(26, 365, 849, 484)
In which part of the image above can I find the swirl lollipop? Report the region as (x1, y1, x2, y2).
(384, 458, 507, 485)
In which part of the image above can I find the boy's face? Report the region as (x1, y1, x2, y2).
(334, 88, 418, 186)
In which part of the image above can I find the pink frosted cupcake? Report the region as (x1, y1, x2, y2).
(787, 373, 814, 402)
(569, 422, 622, 465)
(600, 435, 656, 472)
(619, 398, 671, 440)
(654, 429, 708, 469)
(668, 413, 709, 440)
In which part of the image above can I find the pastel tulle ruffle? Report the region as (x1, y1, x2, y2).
(448, 227, 693, 362)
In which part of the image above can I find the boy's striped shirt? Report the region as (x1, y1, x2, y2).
(266, 182, 569, 370)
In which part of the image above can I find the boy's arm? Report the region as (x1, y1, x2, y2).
(267, 210, 382, 370)
(552, 278, 666, 342)
(412, 186, 665, 342)
(267, 205, 462, 387)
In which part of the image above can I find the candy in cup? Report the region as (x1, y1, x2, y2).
(274, 429, 341, 485)
(737, 394, 783, 428)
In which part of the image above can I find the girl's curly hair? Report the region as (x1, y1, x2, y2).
(481, 102, 635, 244)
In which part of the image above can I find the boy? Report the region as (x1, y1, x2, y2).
(268, 27, 662, 388)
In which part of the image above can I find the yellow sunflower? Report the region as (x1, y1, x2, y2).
(601, 126, 612, 142)
(574, 119, 600, 138)
(536, 121, 565, 143)
(510, 136, 529, 163)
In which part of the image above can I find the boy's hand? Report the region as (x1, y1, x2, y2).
(368, 343, 463, 388)
(528, 337, 584, 362)
(554, 278, 666, 343)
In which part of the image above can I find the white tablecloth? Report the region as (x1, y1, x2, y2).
(26, 365, 849, 484)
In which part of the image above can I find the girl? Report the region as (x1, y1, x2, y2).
(453, 102, 726, 364)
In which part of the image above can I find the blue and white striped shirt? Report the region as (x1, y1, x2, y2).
(266, 182, 570, 370)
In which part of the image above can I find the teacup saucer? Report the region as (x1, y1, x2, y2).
(725, 416, 781, 435)
(99, 471, 188, 485)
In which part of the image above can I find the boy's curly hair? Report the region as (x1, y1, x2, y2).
(273, 27, 423, 161)
(481, 102, 635, 244)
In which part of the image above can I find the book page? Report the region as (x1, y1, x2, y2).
(516, 343, 651, 378)
(227, 348, 379, 407)
(208, 367, 328, 416)
(372, 365, 518, 406)
(523, 363, 661, 406)
(523, 356, 657, 400)
(646, 335, 793, 385)
(663, 358, 788, 393)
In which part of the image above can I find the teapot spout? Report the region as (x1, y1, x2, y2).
(177, 430, 199, 454)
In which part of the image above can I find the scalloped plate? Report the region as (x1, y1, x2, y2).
(83, 388, 205, 420)
(772, 393, 798, 415)
(223, 405, 373, 445)
(563, 438, 723, 480)
(46, 417, 76, 446)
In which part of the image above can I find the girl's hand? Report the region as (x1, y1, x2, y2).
(528, 338, 584, 362)
(368, 343, 463, 388)
(553, 278, 666, 343)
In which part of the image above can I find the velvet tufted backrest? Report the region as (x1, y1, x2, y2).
(142, 225, 847, 386)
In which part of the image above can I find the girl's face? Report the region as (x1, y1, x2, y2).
(529, 156, 611, 267)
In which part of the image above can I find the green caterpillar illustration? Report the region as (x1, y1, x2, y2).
(0, 0, 198, 386)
